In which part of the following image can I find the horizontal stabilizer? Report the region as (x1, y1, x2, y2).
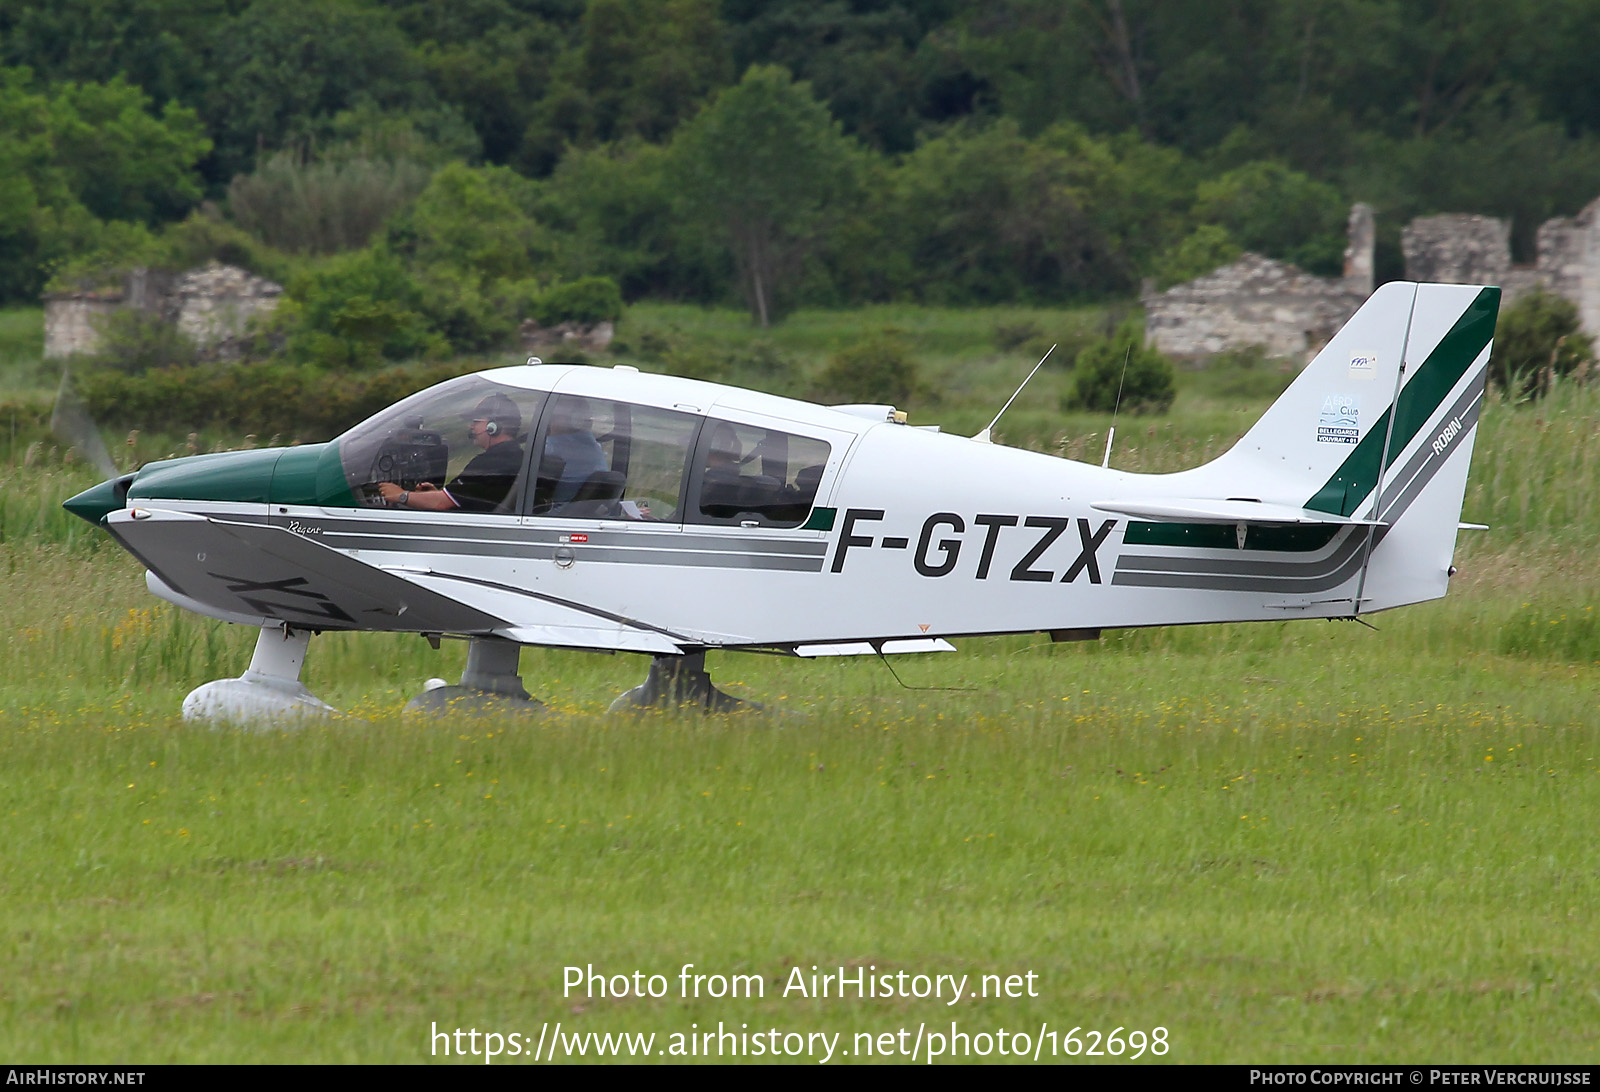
(106, 507, 508, 633)
(1090, 498, 1386, 526)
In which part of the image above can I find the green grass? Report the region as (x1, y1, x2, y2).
(3, 305, 1600, 1062)
(1, 553, 1597, 1063)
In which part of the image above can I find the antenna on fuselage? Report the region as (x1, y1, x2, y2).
(973, 343, 1056, 444)
(1101, 345, 1133, 469)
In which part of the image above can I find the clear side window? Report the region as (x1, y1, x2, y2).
(690, 421, 831, 527)
(338, 376, 543, 514)
(529, 395, 701, 521)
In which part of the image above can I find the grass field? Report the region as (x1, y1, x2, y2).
(1, 307, 1598, 1063)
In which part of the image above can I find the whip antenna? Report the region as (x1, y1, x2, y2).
(1102, 344, 1132, 468)
(974, 343, 1056, 444)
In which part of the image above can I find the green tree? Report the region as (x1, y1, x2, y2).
(811, 330, 924, 405)
(0, 0, 217, 111)
(724, 0, 970, 154)
(536, 139, 727, 301)
(47, 76, 209, 224)
(0, 66, 209, 301)
(388, 0, 571, 166)
(670, 65, 864, 326)
(887, 119, 1138, 304)
(285, 249, 442, 368)
(1192, 160, 1346, 274)
(204, 0, 438, 181)
(1489, 288, 1595, 399)
(1067, 320, 1175, 414)
(384, 163, 548, 282)
(518, 0, 731, 175)
(229, 150, 433, 256)
(1151, 223, 1242, 287)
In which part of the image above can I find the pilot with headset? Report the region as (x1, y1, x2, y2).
(377, 392, 525, 512)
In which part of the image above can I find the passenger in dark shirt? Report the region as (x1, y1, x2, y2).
(377, 393, 524, 512)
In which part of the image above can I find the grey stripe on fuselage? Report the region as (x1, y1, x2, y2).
(1113, 528, 1382, 592)
(1111, 368, 1481, 592)
(1115, 529, 1357, 579)
(275, 514, 827, 554)
(251, 512, 829, 571)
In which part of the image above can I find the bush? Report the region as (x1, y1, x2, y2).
(81, 309, 197, 373)
(1150, 224, 1241, 288)
(229, 151, 434, 257)
(993, 320, 1044, 352)
(535, 276, 624, 326)
(811, 331, 925, 405)
(284, 249, 443, 367)
(1067, 321, 1175, 414)
(1192, 161, 1347, 276)
(1489, 288, 1595, 399)
(75, 359, 483, 441)
(159, 210, 295, 285)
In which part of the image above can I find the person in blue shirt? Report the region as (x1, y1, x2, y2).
(538, 401, 608, 507)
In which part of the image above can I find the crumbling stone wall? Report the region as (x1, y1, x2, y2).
(1148, 196, 1600, 360)
(1143, 204, 1375, 360)
(43, 292, 125, 359)
(1400, 198, 1600, 335)
(167, 263, 283, 361)
(43, 262, 281, 361)
(1401, 215, 1511, 285)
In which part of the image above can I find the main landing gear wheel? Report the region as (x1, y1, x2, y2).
(182, 625, 337, 726)
(404, 637, 546, 718)
(608, 650, 763, 714)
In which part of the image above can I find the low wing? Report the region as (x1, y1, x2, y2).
(106, 508, 509, 632)
(1090, 498, 1385, 526)
(108, 507, 688, 654)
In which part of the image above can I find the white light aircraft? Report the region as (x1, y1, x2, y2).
(64, 281, 1498, 720)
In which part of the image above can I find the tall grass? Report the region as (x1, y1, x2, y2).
(1465, 382, 1600, 545)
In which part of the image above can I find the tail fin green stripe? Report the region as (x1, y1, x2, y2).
(1305, 287, 1498, 515)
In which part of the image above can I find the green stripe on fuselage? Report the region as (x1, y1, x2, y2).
(1123, 522, 1340, 552)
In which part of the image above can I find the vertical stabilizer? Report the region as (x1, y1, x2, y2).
(1177, 281, 1498, 612)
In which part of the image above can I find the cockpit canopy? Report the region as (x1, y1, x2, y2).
(335, 373, 834, 527)
(338, 375, 543, 513)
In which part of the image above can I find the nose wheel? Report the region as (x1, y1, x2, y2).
(609, 651, 762, 714)
(182, 625, 336, 725)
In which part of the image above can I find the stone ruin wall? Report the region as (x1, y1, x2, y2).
(1144, 204, 1375, 361)
(1147, 196, 1600, 361)
(44, 262, 282, 361)
(1404, 198, 1600, 339)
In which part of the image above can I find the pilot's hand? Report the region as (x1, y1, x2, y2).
(376, 481, 404, 504)
(414, 482, 439, 492)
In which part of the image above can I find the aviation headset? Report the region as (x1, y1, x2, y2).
(467, 393, 521, 438)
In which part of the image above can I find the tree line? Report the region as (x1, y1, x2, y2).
(5, 0, 1600, 354)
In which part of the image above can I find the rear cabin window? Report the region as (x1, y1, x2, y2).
(528, 395, 700, 521)
(690, 421, 831, 527)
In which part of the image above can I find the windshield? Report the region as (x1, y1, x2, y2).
(336, 375, 545, 513)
